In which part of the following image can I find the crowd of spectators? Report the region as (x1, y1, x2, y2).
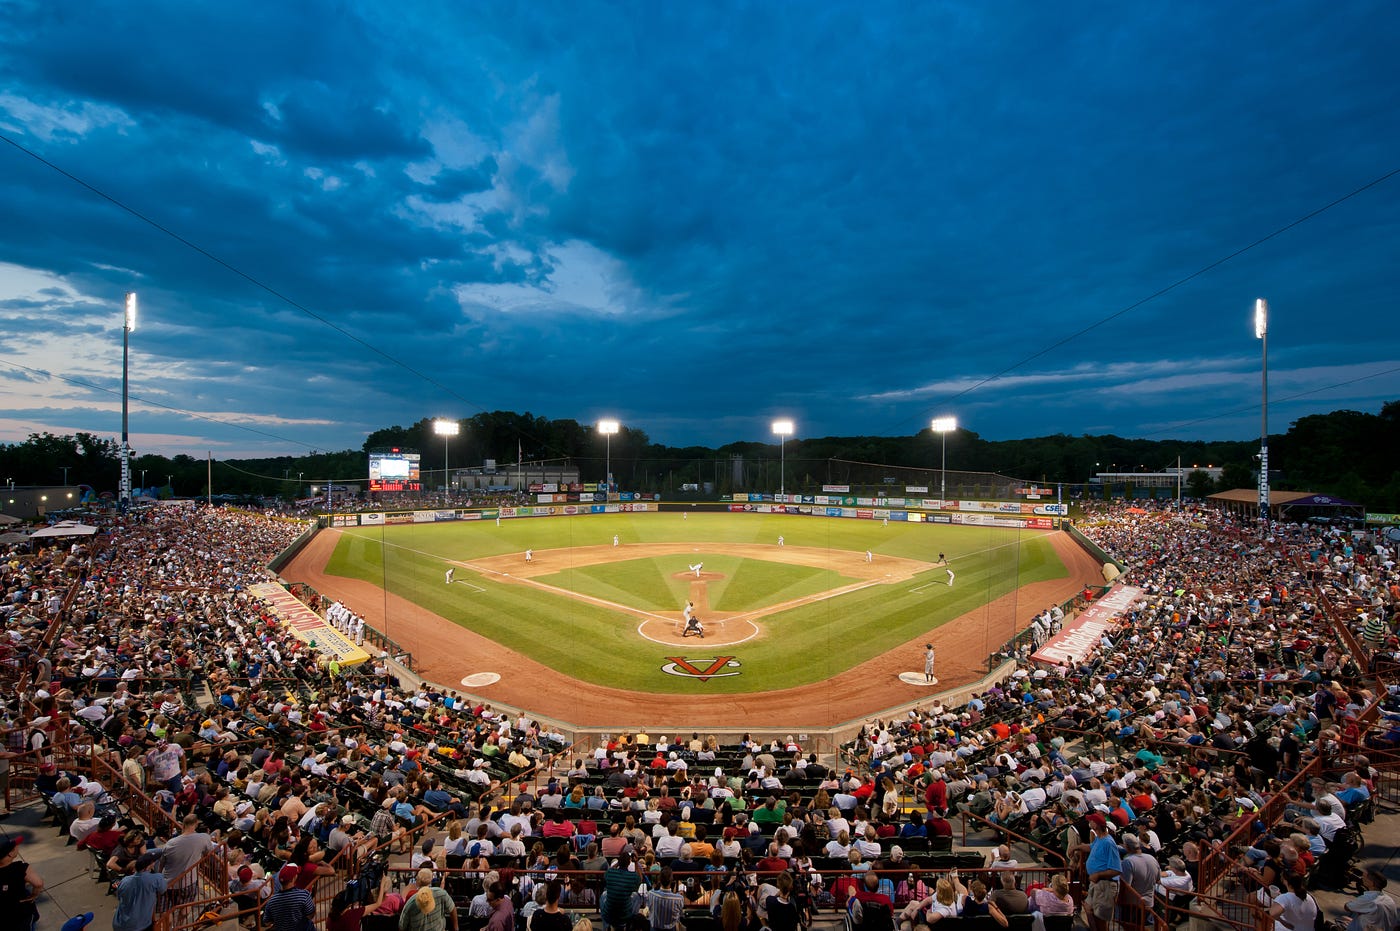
(841, 502, 1399, 931)
(2, 505, 560, 931)
(1, 500, 1398, 931)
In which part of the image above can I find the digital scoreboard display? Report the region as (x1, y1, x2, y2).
(368, 449, 422, 492)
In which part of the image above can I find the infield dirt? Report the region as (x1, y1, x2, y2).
(283, 528, 1103, 728)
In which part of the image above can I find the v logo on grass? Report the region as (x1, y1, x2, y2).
(661, 656, 741, 681)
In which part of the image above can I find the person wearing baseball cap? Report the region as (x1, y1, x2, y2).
(113, 850, 166, 931)
(1072, 812, 1121, 931)
(263, 864, 315, 931)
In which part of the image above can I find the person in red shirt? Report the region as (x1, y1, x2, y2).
(756, 841, 790, 874)
(926, 811, 953, 838)
(924, 775, 947, 814)
(77, 815, 123, 856)
(542, 811, 576, 839)
(852, 777, 876, 803)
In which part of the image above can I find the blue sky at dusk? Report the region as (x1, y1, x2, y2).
(0, 1, 1397, 457)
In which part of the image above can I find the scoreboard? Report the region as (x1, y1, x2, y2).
(368, 449, 422, 492)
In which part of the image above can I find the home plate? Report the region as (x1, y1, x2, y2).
(898, 672, 939, 686)
(460, 673, 502, 688)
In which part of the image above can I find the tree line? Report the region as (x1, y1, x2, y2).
(2, 401, 1396, 510)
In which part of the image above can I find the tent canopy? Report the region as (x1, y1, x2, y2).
(30, 521, 98, 538)
(1206, 488, 1366, 522)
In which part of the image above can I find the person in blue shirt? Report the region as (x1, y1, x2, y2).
(1333, 773, 1371, 809)
(1075, 813, 1121, 931)
(51, 776, 83, 813)
(113, 851, 168, 931)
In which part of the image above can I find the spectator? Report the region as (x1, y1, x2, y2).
(112, 851, 167, 931)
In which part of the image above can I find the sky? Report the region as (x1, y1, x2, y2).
(0, 1, 1397, 459)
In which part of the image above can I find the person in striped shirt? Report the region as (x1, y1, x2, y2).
(645, 867, 685, 931)
(261, 865, 314, 931)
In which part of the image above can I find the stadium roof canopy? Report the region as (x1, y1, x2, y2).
(1207, 488, 1365, 521)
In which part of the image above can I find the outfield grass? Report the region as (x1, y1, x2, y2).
(323, 512, 1068, 693)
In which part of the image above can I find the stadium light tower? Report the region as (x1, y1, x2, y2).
(931, 417, 958, 507)
(120, 292, 136, 505)
(432, 419, 459, 505)
(1255, 298, 1269, 523)
(597, 419, 620, 488)
(771, 419, 794, 500)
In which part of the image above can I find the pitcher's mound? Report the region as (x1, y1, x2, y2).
(671, 571, 725, 581)
(897, 672, 940, 686)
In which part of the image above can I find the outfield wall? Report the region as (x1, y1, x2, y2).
(319, 499, 1062, 531)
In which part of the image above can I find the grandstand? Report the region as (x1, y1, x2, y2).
(0, 500, 1397, 931)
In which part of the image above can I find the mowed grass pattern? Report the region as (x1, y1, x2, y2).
(323, 512, 1069, 693)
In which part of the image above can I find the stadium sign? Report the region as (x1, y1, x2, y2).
(1030, 584, 1142, 667)
(661, 656, 741, 681)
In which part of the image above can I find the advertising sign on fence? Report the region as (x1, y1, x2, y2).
(1030, 584, 1142, 667)
(248, 582, 370, 667)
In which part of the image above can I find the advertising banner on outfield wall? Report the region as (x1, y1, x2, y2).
(249, 582, 370, 666)
(462, 511, 484, 521)
(412, 510, 435, 523)
(1031, 584, 1142, 667)
(331, 515, 357, 527)
(822, 484, 850, 493)
(906, 486, 929, 494)
(931, 514, 951, 523)
(359, 512, 384, 525)
(433, 511, 456, 522)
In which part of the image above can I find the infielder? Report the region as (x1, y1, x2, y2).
(946, 568, 955, 587)
(445, 567, 454, 585)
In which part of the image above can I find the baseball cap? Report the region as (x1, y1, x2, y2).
(1086, 813, 1107, 830)
(136, 850, 163, 869)
(61, 914, 95, 931)
(278, 864, 301, 883)
(0, 837, 19, 858)
(239, 866, 254, 883)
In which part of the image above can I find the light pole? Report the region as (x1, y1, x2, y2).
(931, 417, 957, 507)
(62, 466, 70, 486)
(1255, 298, 1270, 524)
(298, 472, 303, 498)
(597, 420, 620, 489)
(771, 419, 794, 500)
(167, 474, 173, 493)
(432, 419, 459, 505)
(120, 292, 136, 504)
(140, 469, 146, 491)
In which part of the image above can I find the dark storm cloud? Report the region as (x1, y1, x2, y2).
(0, 0, 1396, 456)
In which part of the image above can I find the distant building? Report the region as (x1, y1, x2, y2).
(1, 486, 81, 519)
(452, 460, 580, 491)
(1089, 466, 1223, 490)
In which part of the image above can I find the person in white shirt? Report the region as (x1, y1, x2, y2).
(1269, 875, 1318, 931)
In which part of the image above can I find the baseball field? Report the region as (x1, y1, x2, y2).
(316, 511, 1070, 695)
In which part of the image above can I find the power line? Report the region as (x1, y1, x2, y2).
(904, 165, 1400, 429)
(1137, 361, 1400, 438)
(0, 130, 571, 459)
(0, 356, 320, 450)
